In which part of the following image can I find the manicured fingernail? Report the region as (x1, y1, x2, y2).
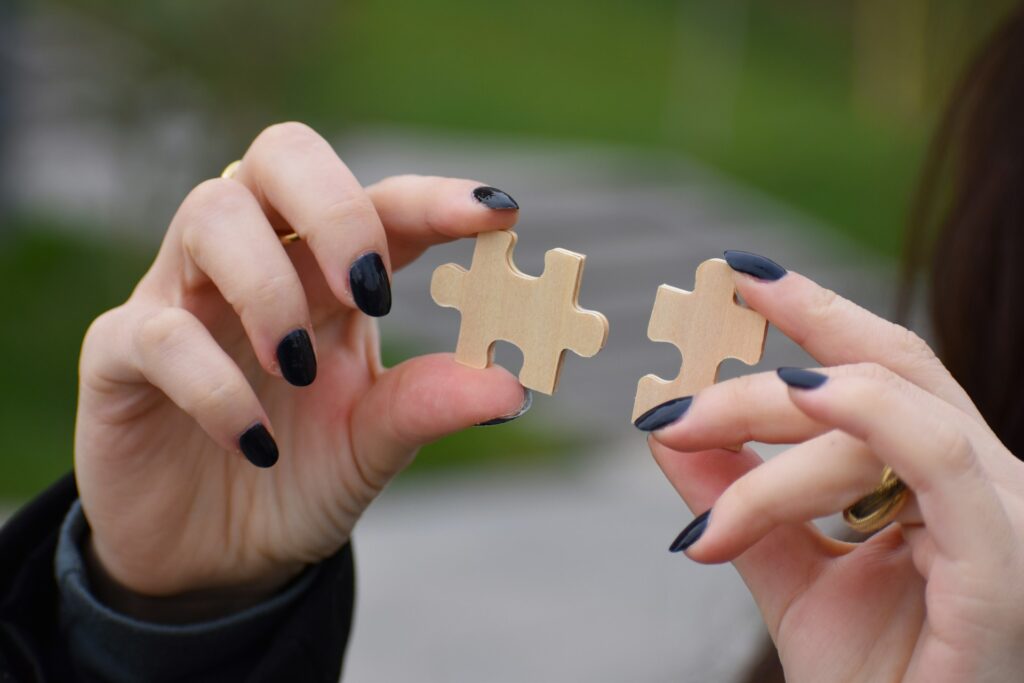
(670, 509, 710, 553)
(277, 329, 317, 387)
(476, 389, 533, 426)
(723, 250, 787, 281)
(634, 396, 693, 432)
(777, 367, 828, 389)
(350, 252, 392, 317)
(472, 186, 519, 210)
(239, 423, 278, 468)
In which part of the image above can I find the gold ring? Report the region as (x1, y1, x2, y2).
(220, 160, 301, 245)
(843, 466, 909, 534)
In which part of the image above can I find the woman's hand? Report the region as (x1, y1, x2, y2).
(644, 253, 1024, 683)
(75, 122, 527, 610)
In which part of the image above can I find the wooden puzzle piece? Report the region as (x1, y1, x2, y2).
(431, 230, 609, 394)
(633, 258, 767, 421)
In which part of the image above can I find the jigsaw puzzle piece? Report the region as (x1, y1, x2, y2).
(431, 230, 608, 395)
(633, 258, 767, 421)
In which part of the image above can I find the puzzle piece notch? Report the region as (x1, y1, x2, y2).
(632, 258, 767, 421)
(431, 230, 609, 395)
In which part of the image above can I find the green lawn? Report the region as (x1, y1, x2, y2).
(0, 222, 588, 501)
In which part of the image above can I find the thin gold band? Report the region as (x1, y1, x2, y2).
(843, 466, 909, 534)
(220, 160, 301, 245)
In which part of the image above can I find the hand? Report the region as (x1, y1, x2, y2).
(75, 122, 527, 610)
(645, 255, 1024, 682)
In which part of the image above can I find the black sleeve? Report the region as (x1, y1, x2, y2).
(0, 473, 356, 682)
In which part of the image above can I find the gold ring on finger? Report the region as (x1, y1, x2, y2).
(220, 159, 301, 245)
(842, 466, 909, 534)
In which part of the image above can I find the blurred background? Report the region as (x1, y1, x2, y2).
(0, 1, 1017, 680)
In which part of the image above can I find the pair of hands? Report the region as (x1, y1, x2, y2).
(75, 123, 1024, 681)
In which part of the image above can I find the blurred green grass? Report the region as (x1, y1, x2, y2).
(0, 221, 588, 501)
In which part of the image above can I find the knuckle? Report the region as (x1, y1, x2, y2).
(189, 378, 249, 417)
(238, 272, 302, 316)
(320, 196, 380, 234)
(807, 285, 841, 322)
(930, 427, 976, 476)
(253, 121, 322, 154)
(893, 324, 940, 367)
(83, 307, 122, 345)
(850, 361, 899, 387)
(180, 179, 253, 233)
(81, 306, 127, 361)
(133, 307, 196, 356)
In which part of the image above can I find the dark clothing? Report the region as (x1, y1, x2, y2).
(0, 474, 355, 682)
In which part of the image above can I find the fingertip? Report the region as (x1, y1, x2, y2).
(669, 509, 711, 554)
(238, 422, 279, 468)
(476, 387, 532, 426)
(276, 327, 318, 387)
(472, 185, 519, 211)
(380, 353, 526, 441)
(723, 250, 788, 282)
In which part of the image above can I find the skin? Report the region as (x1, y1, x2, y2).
(649, 270, 1024, 682)
(75, 122, 527, 617)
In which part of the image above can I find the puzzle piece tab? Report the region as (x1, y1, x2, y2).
(431, 230, 609, 395)
(633, 258, 767, 421)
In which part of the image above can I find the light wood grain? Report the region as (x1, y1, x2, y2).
(633, 258, 767, 421)
(431, 230, 609, 395)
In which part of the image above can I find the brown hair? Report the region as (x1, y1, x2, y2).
(748, 5, 1024, 681)
(902, 1, 1024, 460)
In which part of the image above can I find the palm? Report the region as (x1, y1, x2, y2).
(774, 531, 925, 681)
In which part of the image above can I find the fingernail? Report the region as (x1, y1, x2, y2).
(723, 250, 787, 281)
(476, 389, 533, 426)
(670, 510, 710, 553)
(777, 367, 828, 389)
(239, 423, 279, 468)
(634, 396, 692, 432)
(277, 329, 317, 387)
(350, 252, 392, 317)
(472, 186, 519, 210)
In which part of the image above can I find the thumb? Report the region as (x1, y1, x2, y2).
(349, 353, 527, 488)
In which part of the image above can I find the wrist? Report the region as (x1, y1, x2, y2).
(84, 536, 305, 624)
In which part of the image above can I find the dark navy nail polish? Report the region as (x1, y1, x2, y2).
(350, 252, 392, 317)
(723, 251, 787, 281)
(239, 424, 279, 468)
(634, 396, 693, 432)
(277, 329, 317, 387)
(777, 367, 828, 389)
(670, 510, 710, 553)
(476, 389, 533, 426)
(472, 186, 519, 210)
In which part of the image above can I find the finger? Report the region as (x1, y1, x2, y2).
(650, 439, 845, 637)
(644, 369, 827, 451)
(365, 175, 519, 270)
(233, 122, 393, 317)
(683, 432, 884, 563)
(724, 252, 981, 420)
(121, 307, 278, 467)
(346, 353, 526, 498)
(170, 178, 316, 386)
(781, 365, 1006, 559)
